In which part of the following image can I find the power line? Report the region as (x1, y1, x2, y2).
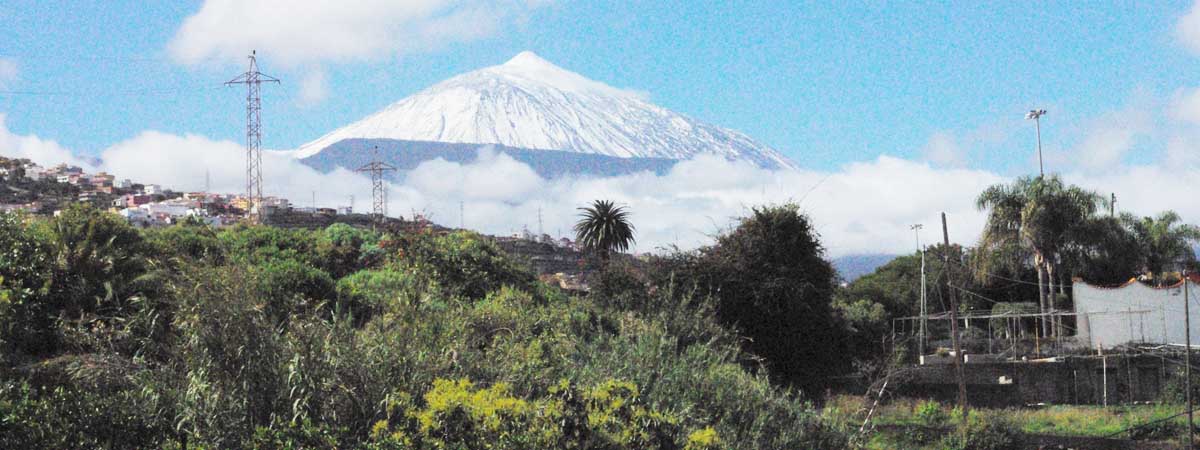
(0, 84, 224, 98)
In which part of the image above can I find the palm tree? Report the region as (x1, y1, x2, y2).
(1122, 211, 1200, 285)
(574, 200, 635, 263)
(975, 175, 1102, 336)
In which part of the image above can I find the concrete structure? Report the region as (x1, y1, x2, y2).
(897, 354, 1170, 407)
(1073, 276, 1200, 349)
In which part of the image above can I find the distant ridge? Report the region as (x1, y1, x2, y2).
(833, 254, 898, 282)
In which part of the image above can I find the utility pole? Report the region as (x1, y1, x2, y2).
(226, 50, 280, 223)
(349, 195, 354, 214)
(1026, 108, 1050, 336)
(942, 213, 968, 420)
(1110, 193, 1116, 217)
(1186, 268, 1194, 449)
(912, 224, 927, 359)
(355, 146, 396, 220)
(1026, 109, 1047, 178)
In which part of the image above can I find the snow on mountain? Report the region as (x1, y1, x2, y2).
(295, 51, 798, 170)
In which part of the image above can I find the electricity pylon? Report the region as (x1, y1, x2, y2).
(356, 146, 396, 220)
(226, 50, 279, 222)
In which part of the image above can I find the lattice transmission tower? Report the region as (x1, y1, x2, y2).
(356, 146, 396, 220)
(226, 50, 279, 223)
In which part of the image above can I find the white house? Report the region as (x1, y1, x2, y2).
(139, 200, 192, 218)
(1073, 276, 1200, 349)
(118, 208, 153, 227)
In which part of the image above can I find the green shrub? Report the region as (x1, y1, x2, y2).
(145, 222, 226, 264)
(0, 379, 166, 449)
(591, 262, 651, 311)
(316, 223, 383, 278)
(942, 416, 1020, 450)
(251, 258, 336, 323)
(915, 400, 948, 427)
(398, 231, 537, 300)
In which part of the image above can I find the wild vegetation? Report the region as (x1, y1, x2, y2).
(2, 173, 1196, 448)
(0, 203, 858, 449)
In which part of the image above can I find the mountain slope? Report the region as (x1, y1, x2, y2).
(295, 51, 797, 170)
(302, 139, 679, 179)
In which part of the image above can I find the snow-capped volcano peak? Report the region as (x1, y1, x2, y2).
(480, 51, 630, 97)
(294, 52, 798, 169)
(501, 50, 556, 70)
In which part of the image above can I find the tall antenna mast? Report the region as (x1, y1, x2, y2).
(355, 146, 396, 220)
(226, 50, 280, 223)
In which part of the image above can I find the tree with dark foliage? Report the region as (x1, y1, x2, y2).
(692, 204, 845, 394)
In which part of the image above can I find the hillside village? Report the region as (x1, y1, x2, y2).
(0, 155, 596, 288)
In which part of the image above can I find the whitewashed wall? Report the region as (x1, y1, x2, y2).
(1074, 279, 1198, 349)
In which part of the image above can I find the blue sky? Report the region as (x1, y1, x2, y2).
(3, 1, 1200, 255)
(2, 0, 1196, 173)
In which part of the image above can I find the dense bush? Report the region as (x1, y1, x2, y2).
(648, 204, 848, 394)
(397, 230, 538, 300)
(0, 209, 849, 448)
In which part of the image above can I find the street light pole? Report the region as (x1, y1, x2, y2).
(1026, 109, 1047, 178)
(912, 224, 927, 360)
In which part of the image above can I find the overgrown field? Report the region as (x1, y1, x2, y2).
(824, 395, 1191, 449)
(0, 205, 851, 449)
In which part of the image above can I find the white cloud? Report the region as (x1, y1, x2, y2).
(1170, 87, 1200, 124)
(386, 152, 1005, 257)
(0, 58, 17, 89)
(1071, 103, 1152, 170)
(167, 0, 551, 67)
(921, 131, 964, 167)
(1067, 163, 1200, 223)
(0, 114, 94, 169)
(1177, 1, 1200, 54)
(96, 131, 371, 208)
(297, 69, 328, 106)
(6, 116, 1200, 260)
(0, 114, 1008, 257)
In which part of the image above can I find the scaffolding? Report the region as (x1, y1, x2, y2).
(892, 308, 1154, 360)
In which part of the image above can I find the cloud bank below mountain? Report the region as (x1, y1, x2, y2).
(4, 117, 1199, 258)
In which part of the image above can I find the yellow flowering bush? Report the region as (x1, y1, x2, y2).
(685, 426, 721, 450)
